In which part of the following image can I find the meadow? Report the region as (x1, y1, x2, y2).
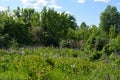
(0, 47, 120, 80)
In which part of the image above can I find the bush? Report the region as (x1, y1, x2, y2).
(8, 39, 19, 49)
(102, 35, 120, 56)
(60, 40, 70, 48)
(60, 40, 83, 49)
(90, 51, 102, 61)
(0, 71, 29, 80)
(102, 44, 111, 56)
(0, 34, 9, 48)
(43, 69, 65, 80)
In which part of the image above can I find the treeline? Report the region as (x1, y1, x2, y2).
(0, 7, 77, 47)
(0, 5, 120, 57)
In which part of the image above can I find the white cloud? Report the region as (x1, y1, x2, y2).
(76, 0, 111, 3)
(78, 0, 85, 3)
(94, 0, 111, 3)
(21, 0, 62, 10)
(65, 11, 70, 14)
(57, 11, 70, 15)
(49, 4, 62, 9)
(0, 6, 6, 11)
(21, 0, 46, 7)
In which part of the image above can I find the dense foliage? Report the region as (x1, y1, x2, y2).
(0, 7, 77, 47)
(0, 5, 120, 79)
(0, 47, 120, 80)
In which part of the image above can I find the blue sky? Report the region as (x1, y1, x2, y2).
(0, 0, 120, 26)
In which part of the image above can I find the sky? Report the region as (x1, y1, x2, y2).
(0, 0, 120, 26)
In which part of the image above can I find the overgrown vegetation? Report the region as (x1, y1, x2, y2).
(0, 47, 120, 80)
(0, 5, 120, 79)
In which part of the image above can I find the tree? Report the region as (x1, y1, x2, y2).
(0, 7, 36, 45)
(109, 25, 117, 39)
(13, 7, 41, 45)
(0, 7, 78, 47)
(99, 5, 120, 33)
(40, 7, 77, 46)
(80, 22, 88, 28)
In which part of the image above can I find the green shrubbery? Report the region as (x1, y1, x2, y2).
(0, 5, 120, 80)
(0, 47, 120, 80)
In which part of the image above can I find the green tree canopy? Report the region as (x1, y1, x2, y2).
(99, 5, 120, 33)
(40, 7, 77, 46)
(80, 22, 88, 28)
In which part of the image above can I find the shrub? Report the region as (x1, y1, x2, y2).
(60, 40, 83, 49)
(0, 34, 9, 48)
(102, 35, 120, 56)
(90, 51, 102, 61)
(60, 40, 69, 48)
(43, 69, 65, 80)
(46, 58, 55, 68)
